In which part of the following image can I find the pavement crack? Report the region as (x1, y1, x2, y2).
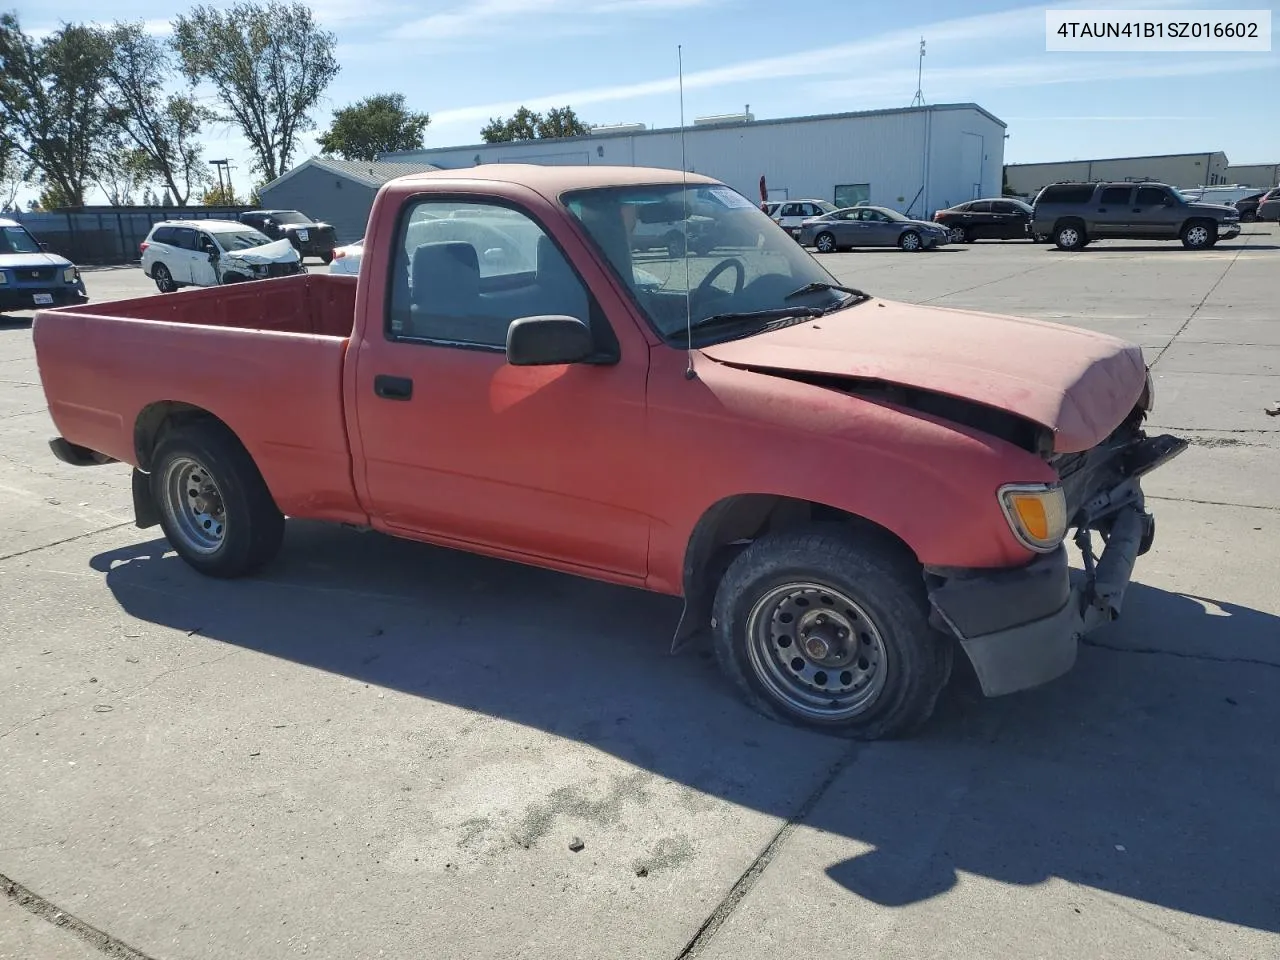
(1081, 637, 1280, 670)
(2, 872, 161, 960)
(1147, 494, 1280, 512)
(0, 521, 135, 564)
(920, 258, 1063, 304)
(673, 745, 861, 959)
(1151, 236, 1252, 368)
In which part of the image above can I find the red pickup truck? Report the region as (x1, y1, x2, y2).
(33, 165, 1186, 739)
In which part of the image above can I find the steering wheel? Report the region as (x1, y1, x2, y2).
(692, 256, 746, 307)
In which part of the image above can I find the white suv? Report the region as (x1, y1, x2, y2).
(139, 219, 305, 293)
(771, 199, 837, 237)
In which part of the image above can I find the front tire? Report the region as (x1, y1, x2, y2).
(711, 525, 953, 740)
(150, 420, 285, 578)
(1181, 221, 1213, 249)
(1054, 222, 1086, 250)
(814, 231, 837, 254)
(898, 230, 922, 252)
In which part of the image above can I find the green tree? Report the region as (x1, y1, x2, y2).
(0, 14, 112, 206)
(172, 1, 340, 182)
(0, 136, 31, 211)
(481, 106, 542, 143)
(317, 93, 429, 161)
(95, 139, 152, 206)
(201, 182, 240, 205)
(100, 22, 213, 206)
(481, 105, 590, 143)
(536, 106, 590, 140)
(38, 181, 76, 210)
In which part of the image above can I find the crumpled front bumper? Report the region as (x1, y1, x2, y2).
(926, 432, 1187, 697)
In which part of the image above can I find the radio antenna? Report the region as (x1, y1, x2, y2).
(678, 44, 695, 381)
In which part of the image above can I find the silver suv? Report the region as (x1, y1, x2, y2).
(1031, 181, 1241, 251)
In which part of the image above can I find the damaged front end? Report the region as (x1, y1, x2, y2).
(925, 387, 1188, 698)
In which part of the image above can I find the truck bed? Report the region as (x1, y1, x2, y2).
(33, 274, 367, 525)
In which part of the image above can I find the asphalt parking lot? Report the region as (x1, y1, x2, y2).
(2, 230, 1278, 960)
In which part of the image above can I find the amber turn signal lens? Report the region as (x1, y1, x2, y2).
(998, 484, 1068, 553)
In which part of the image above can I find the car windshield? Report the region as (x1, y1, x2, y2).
(213, 229, 273, 251)
(268, 212, 310, 225)
(564, 183, 853, 342)
(0, 225, 43, 255)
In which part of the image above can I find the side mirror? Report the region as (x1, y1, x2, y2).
(505, 315, 593, 366)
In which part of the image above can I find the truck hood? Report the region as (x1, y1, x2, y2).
(698, 299, 1147, 453)
(1188, 202, 1238, 216)
(221, 239, 300, 265)
(0, 251, 73, 269)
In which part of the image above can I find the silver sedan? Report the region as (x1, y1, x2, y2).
(798, 206, 951, 252)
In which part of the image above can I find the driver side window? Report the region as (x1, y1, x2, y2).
(387, 199, 599, 351)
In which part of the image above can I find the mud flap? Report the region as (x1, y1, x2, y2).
(132, 468, 161, 529)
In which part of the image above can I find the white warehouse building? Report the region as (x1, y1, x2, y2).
(381, 103, 1006, 219)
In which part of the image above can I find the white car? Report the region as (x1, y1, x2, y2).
(771, 199, 837, 237)
(139, 219, 305, 293)
(328, 238, 363, 275)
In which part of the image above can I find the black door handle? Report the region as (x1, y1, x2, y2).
(374, 374, 413, 400)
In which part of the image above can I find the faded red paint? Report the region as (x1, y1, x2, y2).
(33, 165, 1148, 599)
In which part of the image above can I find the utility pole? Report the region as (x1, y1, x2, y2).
(208, 159, 234, 204)
(911, 37, 926, 106)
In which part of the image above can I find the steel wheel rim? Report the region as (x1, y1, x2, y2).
(745, 581, 890, 721)
(901, 233, 920, 250)
(817, 233, 835, 253)
(1187, 225, 1209, 246)
(1059, 228, 1079, 247)
(161, 456, 226, 554)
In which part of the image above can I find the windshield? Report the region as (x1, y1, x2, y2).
(0, 225, 43, 255)
(564, 183, 851, 342)
(213, 229, 273, 251)
(267, 211, 311, 225)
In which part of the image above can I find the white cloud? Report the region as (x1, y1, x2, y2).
(392, 0, 719, 42)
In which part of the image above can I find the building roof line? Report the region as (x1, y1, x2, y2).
(379, 102, 1005, 160)
(1007, 150, 1227, 167)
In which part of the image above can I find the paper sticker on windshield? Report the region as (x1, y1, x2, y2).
(707, 187, 756, 210)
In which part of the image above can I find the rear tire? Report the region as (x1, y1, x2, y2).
(711, 524, 953, 740)
(150, 420, 285, 578)
(152, 263, 176, 293)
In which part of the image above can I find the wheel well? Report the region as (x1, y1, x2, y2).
(134, 401, 229, 471)
(1053, 217, 1085, 231)
(673, 494, 918, 645)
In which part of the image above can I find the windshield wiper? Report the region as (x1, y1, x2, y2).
(688, 306, 824, 333)
(785, 280, 870, 302)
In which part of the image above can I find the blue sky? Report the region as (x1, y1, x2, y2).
(15, 0, 1280, 202)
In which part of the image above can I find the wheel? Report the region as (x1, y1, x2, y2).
(814, 231, 837, 254)
(1054, 223, 1086, 250)
(710, 524, 954, 740)
(320, 251, 334, 265)
(150, 420, 285, 578)
(152, 263, 176, 293)
(1240, 210, 1256, 223)
(947, 225, 966, 243)
(1181, 221, 1213, 249)
(898, 230, 922, 252)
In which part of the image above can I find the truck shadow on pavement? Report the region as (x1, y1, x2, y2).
(90, 521, 1280, 934)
